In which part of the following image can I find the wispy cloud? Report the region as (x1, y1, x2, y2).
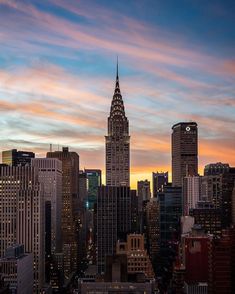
(0, 0, 234, 187)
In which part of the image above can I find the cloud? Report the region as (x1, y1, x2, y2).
(0, 0, 234, 188)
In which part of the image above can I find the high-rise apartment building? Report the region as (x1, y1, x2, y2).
(152, 172, 168, 198)
(172, 122, 198, 187)
(105, 64, 130, 186)
(0, 165, 45, 292)
(47, 147, 79, 280)
(2, 149, 35, 166)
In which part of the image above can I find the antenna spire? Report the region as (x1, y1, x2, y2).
(116, 55, 119, 80)
(114, 56, 120, 94)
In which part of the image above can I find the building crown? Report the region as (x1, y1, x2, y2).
(110, 59, 126, 119)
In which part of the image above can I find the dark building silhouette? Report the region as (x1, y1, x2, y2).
(158, 185, 182, 278)
(105, 62, 130, 186)
(172, 122, 198, 187)
(2, 149, 35, 166)
(208, 227, 235, 294)
(97, 186, 136, 274)
(189, 201, 222, 236)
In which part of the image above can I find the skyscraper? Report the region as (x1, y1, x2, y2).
(172, 122, 198, 187)
(31, 158, 62, 255)
(0, 165, 45, 292)
(97, 186, 134, 273)
(47, 147, 79, 280)
(105, 62, 130, 186)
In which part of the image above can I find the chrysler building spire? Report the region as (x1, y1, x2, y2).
(114, 56, 120, 95)
(105, 62, 130, 187)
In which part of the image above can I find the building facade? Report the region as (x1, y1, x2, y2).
(137, 180, 151, 202)
(146, 198, 160, 263)
(172, 122, 198, 187)
(0, 245, 33, 294)
(2, 149, 35, 166)
(85, 169, 102, 209)
(31, 158, 62, 254)
(182, 175, 202, 215)
(97, 186, 134, 273)
(0, 165, 45, 292)
(152, 172, 168, 198)
(116, 234, 155, 279)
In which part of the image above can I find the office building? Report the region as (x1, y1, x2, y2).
(0, 245, 33, 294)
(204, 162, 230, 176)
(116, 234, 155, 279)
(47, 147, 79, 280)
(208, 227, 235, 294)
(172, 122, 198, 187)
(152, 172, 168, 198)
(85, 169, 102, 209)
(181, 228, 211, 285)
(189, 201, 222, 236)
(2, 149, 35, 166)
(182, 175, 202, 215)
(0, 165, 45, 292)
(31, 158, 62, 255)
(202, 169, 235, 228)
(158, 186, 183, 249)
(158, 185, 182, 277)
(146, 198, 160, 262)
(79, 170, 88, 205)
(105, 63, 130, 186)
(137, 180, 151, 202)
(97, 186, 135, 273)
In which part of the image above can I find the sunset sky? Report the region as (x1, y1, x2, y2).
(0, 0, 235, 188)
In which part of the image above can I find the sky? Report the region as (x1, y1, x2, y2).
(0, 0, 235, 188)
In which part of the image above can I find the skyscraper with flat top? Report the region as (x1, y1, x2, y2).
(172, 122, 198, 187)
(47, 147, 79, 280)
(105, 62, 130, 186)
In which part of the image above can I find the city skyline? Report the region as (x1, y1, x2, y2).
(0, 0, 235, 188)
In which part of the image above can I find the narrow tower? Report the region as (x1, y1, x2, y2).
(105, 61, 130, 186)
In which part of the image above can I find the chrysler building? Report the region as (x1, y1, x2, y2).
(105, 62, 130, 186)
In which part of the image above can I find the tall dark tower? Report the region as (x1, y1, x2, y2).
(105, 61, 130, 186)
(172, 122, 198, 187)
